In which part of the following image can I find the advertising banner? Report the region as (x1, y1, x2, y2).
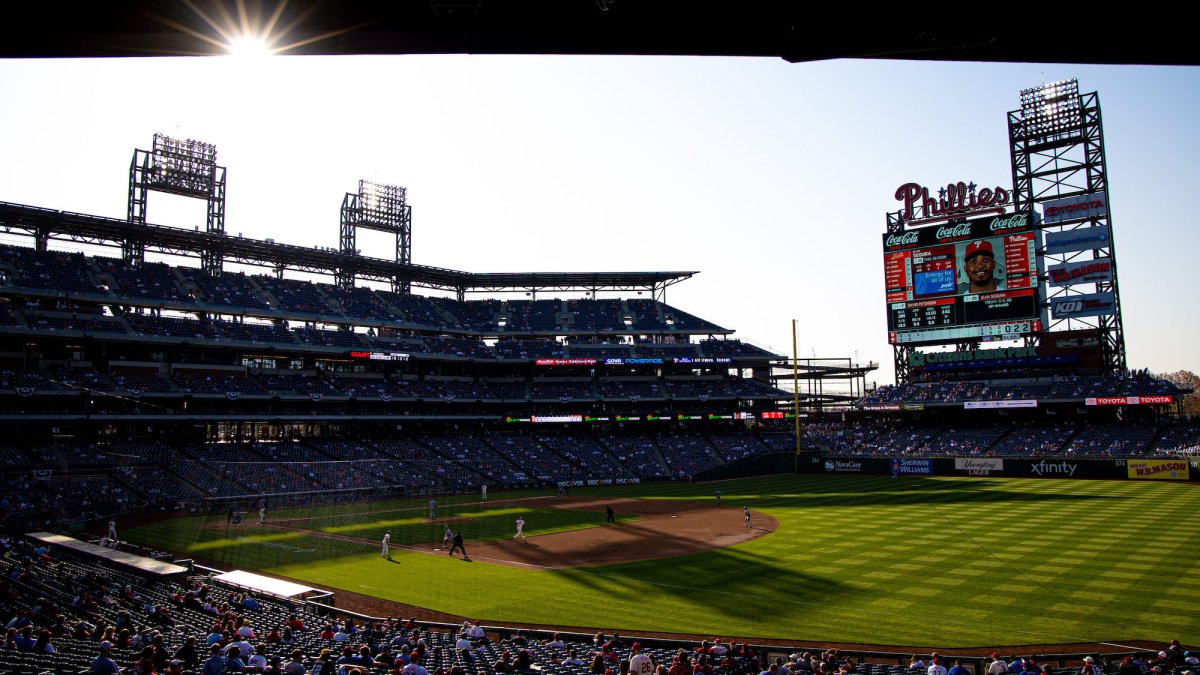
(1047, 258, 1114, 287)
(1041, 192, 1108, 225)
(890, 458, 934, 475)
(1084, 395, 1174, 406)
(963, 400, 1038, 409)
(1045, 224, 1112, 255)
(1051, 292, 1116, 320)
(823, 459, 864, 473)
(954, 458, 1004, 476)
(1127, 460, 1190, 480)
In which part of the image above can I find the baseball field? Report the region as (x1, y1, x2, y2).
(123, 474, 1200, 648)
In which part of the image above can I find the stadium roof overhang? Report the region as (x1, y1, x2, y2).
(0, 201, 695, 294)
(0, 2, 1190, 66)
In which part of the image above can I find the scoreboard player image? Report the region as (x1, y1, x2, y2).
(957, 239, 1005, 295)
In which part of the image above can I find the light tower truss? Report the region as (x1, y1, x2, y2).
(1008, 78, 1126, 373)
(340, 180, 412, 292)
(128, 133, 226, 274)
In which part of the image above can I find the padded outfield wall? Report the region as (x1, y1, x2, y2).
(702, 452, 1198, 482)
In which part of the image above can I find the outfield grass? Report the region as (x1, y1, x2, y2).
(125, 475, 1200, 647)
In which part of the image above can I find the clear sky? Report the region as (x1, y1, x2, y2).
(1, 55, 1197, 384)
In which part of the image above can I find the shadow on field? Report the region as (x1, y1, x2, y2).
(547, 544, 843, 623)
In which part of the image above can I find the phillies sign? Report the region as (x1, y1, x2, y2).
(895, 180, 1011, 225)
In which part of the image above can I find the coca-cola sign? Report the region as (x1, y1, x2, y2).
(884, 231, 920, 247)
(883, 212, 1034, 251)
(896, 181, 1011, 225)
(935, 222, 972, 239)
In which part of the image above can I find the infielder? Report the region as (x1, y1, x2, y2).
(480, 484, 487, 500)
(443, 525, 453, 548)
(513, 517, 526, 541)
(258, 506, 265, 524)
(107, 519, 118, 541)
(715, 489, 721, 506)
(743, 506, 751, 528)
(382, 531, 391, 558)
(428, 498, 437, 519)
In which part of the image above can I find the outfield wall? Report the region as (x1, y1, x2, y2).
(796, 455, 1199, 482)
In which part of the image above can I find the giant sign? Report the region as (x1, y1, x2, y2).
(894, 180, 1012, 225)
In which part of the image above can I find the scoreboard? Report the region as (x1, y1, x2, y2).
(883, 213, 1043, 345)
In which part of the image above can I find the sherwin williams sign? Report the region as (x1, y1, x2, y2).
(1127, 460, 1190, 480)
(890, 458, 933, 475)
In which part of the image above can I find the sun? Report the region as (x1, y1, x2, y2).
(226, 34, 274, 58)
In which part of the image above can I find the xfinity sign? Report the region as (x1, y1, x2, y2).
(1030, 460, 1078, 477)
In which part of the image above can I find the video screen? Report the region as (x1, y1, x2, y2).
(882, 213, 1042, 344)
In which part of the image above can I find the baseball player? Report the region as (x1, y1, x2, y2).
(715, 489, 721, 506)
(443, 525, 454, 548)
(481, 484, 487, 501)
(258, 506, 266, 524)
(382, 531, 391, 558)
(107, 519, 118, 541)
(743, 506, 751, 528)
(428, 498, 437, 520)
(605, 505, 614, 524)
(513, 517, 526, 541)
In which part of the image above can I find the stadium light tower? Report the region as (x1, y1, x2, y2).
(339, 180, 412, 291)
(1008, 78, 1127, 373)
(128, 133, 227, 273)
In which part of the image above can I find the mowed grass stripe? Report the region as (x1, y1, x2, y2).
(125, 475, 1199, 647)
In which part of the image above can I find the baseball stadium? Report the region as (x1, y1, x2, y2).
(0, 5, 1197, 675)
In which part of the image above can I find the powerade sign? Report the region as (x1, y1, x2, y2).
(603, 357, 664, 365)
(824, 460, 863, 473)
(1044, 224, 1112, 255)
(890, 458, 933, 475)
(1041, 192, 1107, 225)
(1051, 292, 1116, 319)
